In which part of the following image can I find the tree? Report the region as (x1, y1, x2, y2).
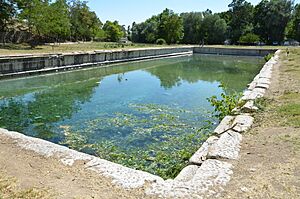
(254, 0, 293, 44)
(201, 13, 227, 44)
(287, 4, 300, 41)
(228, 0, 254, 44)
(17, 0, 50, 35)
(181, 12, 203, 44)
(157, 9, 183, 44)
(69, 0, 103, 41)
(102, 21, 124, 42)
(0, 0, 16, 32)
(43, 0, 71, 41)
(131, 9, 183, 44)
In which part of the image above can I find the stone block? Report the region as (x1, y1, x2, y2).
(174, 165, 199, 182)
(214, 116, 235, 135)
(232, 114, 254, 133)
(207, 130, 242, 160)
(241, 100, 259, 113)
(255, 83, 269, 89)
(189, 136, 219, 165)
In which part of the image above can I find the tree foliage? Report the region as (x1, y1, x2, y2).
(0, 0, 16, 31)
(102, 21, 124, 42)
(228, 0, 254, 44)
(254, 0, 293, 44)
(131, 9, 183, 44)
(1, 0, 300, 45)
(287, 4, 300, 41)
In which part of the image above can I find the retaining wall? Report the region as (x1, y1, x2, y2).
(0, 47, 193, 77)
(193, 47, 276, 56)
(0, 47, 277, 78)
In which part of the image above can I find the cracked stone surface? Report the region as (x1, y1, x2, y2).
(146, 160, 233, 199)
(208, 131, 242, 160)
(232, 115, 254, 133)
(257, 77, 271, 85)
(189, 136, 219, 165)
(214, 116, 236, 135)
(175, 165, 199, 182)
(242, 100, 259, 113)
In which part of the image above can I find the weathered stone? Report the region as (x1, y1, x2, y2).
(189, 136, 219, 165)
(174, 165, 199, 182)
(146, 160, 233, 198)
(242, 88, 265, 100)
(241, 100, 259, 113)
(208, 130, 242, 160)
(255, 83, 269, 89)
(241, 90, 253, 100)
(232, 114, 254, 133)
(247, 81, 257, 90)
(257, 77, 271, 85)
(259, 71, 272, 79)
(191, 159, 233, 186)
(214, 116, 235, 135)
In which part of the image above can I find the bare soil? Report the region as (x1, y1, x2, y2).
(220, 48, 300, 199)
(0, 135, 150, 199)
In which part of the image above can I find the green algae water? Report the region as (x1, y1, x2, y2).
(0, 54, 264, 178)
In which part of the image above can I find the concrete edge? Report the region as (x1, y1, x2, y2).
(0, 51, 193, 79)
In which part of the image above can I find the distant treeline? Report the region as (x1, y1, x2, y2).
(131, 0, 300, 45)
(1, 0, 300, 45)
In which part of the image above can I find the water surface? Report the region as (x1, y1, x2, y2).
(0, 54, 264, 178)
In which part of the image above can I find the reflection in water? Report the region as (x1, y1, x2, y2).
(0, 54, 264, 178)
(0, 54, 264, 142)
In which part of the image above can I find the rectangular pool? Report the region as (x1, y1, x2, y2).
(0, 54, 264, 178)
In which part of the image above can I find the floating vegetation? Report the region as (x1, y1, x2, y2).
(59, 103, 214, 179)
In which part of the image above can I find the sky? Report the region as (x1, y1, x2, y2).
(88, 0, 300, 27)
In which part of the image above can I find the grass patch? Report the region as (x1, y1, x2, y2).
(277, 92, 300, 127)
(0, 173, 51, 199)
(0, 42, 176, 55)
(278, 103, 300, 127)
(254, 97, 273, 111)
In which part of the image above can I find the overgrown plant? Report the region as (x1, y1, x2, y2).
(59, 103, 214, 179)
(264, 53, 274, 62)
(207, 83, 242, 121)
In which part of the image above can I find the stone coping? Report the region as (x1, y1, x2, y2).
(0, 50, 280, 198)
(0, 46, 194, 59)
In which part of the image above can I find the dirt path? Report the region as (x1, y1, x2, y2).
(220, 48, 300, 199)
(0, 135, 151, 199)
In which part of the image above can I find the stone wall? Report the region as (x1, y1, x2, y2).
(193, 47, 276, 56)
(0, 47, 277, 78)
(0, 47, 193, 77)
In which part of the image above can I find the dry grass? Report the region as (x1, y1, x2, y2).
(0, 173, 52, 199)
(0, 42, 176, 56)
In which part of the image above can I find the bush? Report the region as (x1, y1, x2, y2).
(264, 53, 274, 62)
(207, 83, 242, 121)
(239, 33, 260, 45)
(156, 38, 166, 45)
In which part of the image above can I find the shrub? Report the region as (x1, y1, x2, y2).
(156, 38, 166, 45)
(264, 53, 274, 62)
(207, 83, 242, 121)
(239, 33, 260, 45)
